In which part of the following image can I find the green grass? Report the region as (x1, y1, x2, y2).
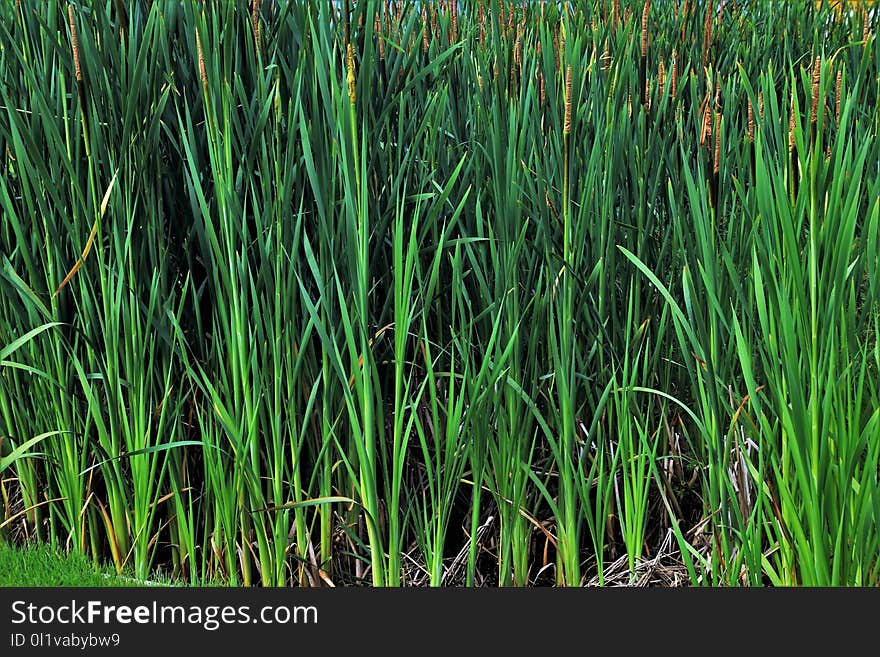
(1, 0, 878, 587)
(0, 540, 136, 587)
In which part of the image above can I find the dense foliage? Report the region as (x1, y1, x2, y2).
(1, 0, 878, 586)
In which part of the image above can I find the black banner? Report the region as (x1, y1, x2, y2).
(0, 587, 876, 654)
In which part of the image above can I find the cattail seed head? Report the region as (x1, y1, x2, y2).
(451, 0, 458, 42)
(377, 13, 385, 59)
(196, 29, 207, 90)
(811, 56, 820, 124)
(759, 91, 764, 120)
(713, 112, 721, 174)
(641, 0, 650, 59)
(702, 0, 714, 68)
(554, 28, 560, 72)
(564, 65, 572, 136)
(700, 100, 712, 147)
(748, 97, 754, 144)
(789, 98, 796, 151)
(700, 78, 714, 147)
(671, 49, 678, 97)
(515, 32, 522, 72)
(347, 43, 356, 105)
(835, 69, 842, 126)
(68, 5, 82, 82)
(421, 8, 427, 54)
(252, 0, 261, 52)
(681, 0, 689, 41)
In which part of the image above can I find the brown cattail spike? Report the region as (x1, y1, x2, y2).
(748, 97, 754, 144)
(671, 50, 678, 98)
(347, 43, 356, 105)
(835, 69, 842, 126)
(515, 32, 522, 73)
(69, 5, 82, 82)
(421, 8, 427, 54)
(554, 28, 560, 72)
(196, 29, 207, 91)
(641, 0, 650, 59)
(700, 82, 712, 147)
(540, 70, 546, 107)
(703, 0, 714, 69)
(811, 56, 820, 125)
(252, 0, 261, 52)
(713, 112, 721, 174)
(451, 0, 458, 42)
(564, 65, 572, 136)
(681, 0, 689, 41)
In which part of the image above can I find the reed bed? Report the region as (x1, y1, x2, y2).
(1, 0, 878, 586)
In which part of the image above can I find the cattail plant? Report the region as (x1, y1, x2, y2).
(3, 0, 880, 592)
